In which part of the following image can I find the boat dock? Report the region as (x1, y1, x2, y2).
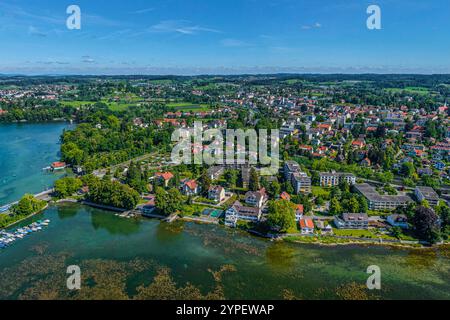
(0, 219, 51, 249)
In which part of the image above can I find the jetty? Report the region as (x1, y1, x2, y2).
(0, 219, 51, 249)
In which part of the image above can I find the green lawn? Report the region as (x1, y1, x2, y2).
(384, 87, 430, 95)
(60, 100, 97, 107)
(166, 102, 212, 112)
(60, 97, 142, 111)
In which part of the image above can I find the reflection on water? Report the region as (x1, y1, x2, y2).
(90, 210, 142, 236)
(155, 220, 185, 243)
(265, 242, 297, 271)
(0, 203, 449, 300)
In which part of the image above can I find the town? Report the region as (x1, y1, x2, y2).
(0, 74, 449, 247)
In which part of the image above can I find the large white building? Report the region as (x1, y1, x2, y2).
(284, 160, 311, 194)
(415, 186, 439, 207)
(319, 172, 356, 187)
(355, 183, 413, 211)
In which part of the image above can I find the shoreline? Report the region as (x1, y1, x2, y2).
(1, 204, 49, 230)
(4, 199, 447, 250)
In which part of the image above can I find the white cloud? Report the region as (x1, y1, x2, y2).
(28, 26, 47, 37)
(148, 20, 220, 35)
(220, 38, 249, 47)
(81, 56, 96, 63)
(301, 22, 322, 30)
(131, 8, 155, 14)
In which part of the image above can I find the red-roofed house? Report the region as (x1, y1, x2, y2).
(295, 204, 304, 221)
(299, 217, 314, 235)
(155, 172, 174, 187)
(280, 191, 291, 201)
(51, 162, 66, 170)
(181, 179, 199, 196)
(352, 140, 366, 149)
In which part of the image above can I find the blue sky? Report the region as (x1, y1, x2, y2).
(0, 0, 449, 75)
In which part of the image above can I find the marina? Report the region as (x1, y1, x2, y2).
(0, 220, 50, 249)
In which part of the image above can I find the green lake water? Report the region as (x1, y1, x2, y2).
(0, 122, 72, 206)
(0, 203, 449, 300)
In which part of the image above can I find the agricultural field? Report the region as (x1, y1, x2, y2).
(384, 87, 431, 95)
(166, 102, 212, 112)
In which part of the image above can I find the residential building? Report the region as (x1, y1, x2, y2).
(280, 191, 291, 201)
(208, 185, 225, 203)
(355, 183, 413, 211)
(299, 217, 315, 235)
(334, 213, 369, 229)
(319, 171, 356, 187)
(51, 162, 66, 171)
(387, 214, 409, 229)
(225, 201, 261, 223)
(284, 160, 301, 182)
(155, 172, 174, 187)
(284, 160, 311, 194)
(181, 179, 199, 196)
(415, 186, 440, 207)
(245, 189, 267, 208)
(295, 204, 304, 221)
(291, 171, 312, 194)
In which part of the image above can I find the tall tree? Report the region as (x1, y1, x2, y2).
(249, 168, 260, 191)
(267, 200, 296, 233)
(412, 206, 441, 244)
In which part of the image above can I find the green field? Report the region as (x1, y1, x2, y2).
(60, 94, 142, 111)
(166, 102, 212, 112)
(384, 87, 431, 95)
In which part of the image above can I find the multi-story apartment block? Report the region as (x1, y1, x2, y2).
(355, 183, 413, 211)
(319, 171, 356, 187)
(415, 186, 440, 207)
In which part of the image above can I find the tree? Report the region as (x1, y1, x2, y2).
(249, 168, 260, 191)
(224, 170, 238, 188)
(347, 197, 360, 213)
(267, 200, 296, 233)
(315, 196, 324, 207)
(329, 197, 342, 215)
(267, 181, 281, 198)
(155, 187, 183, 216)
(199, 170, 212, 195)
(54, 177, 82, 198)
(14, 194, 46, 216)
(391, 226, 402, 239)
(401, 162, 416, 178)
(339, 180, 350, 193)
(435, 201, 450, 232)
(412, 206, 441, 244)
(358, 195, 368, 213)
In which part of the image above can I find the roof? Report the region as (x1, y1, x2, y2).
(416, 186, 439, 200)
(245, 191, 264, 203)
(300, 217, 314, 229)
(352, 140, 365, 147)
(296, 204, 304, 214)
(184, 179, 198, 190)
(209, 185, 224, 193)
(319, 171, 355, 178)
(156, 172, 174, 181)
(342, 213, 369, 222)
(388, 214, 408, 223)
(230, 201, 260, 217)
(280, 192, 291, 201)
(355, 183, 413, 203)
(52, 161, 66, 168)
(284, 160, 301, 172)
